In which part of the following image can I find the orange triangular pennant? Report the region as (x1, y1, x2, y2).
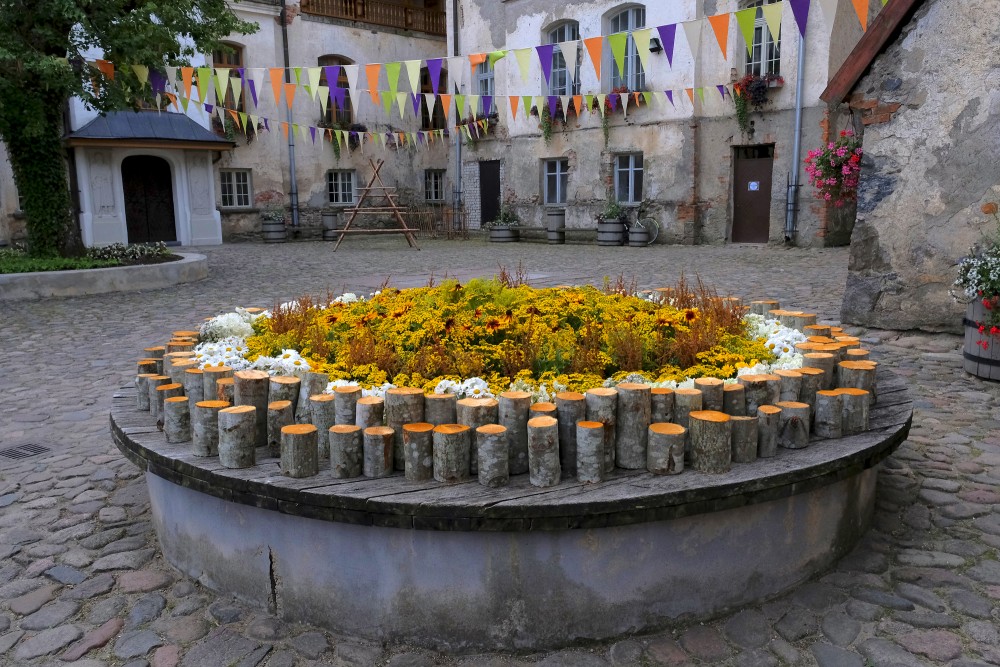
(280, 121, 289, 139)
(95, 60, 115, 81)
(268, 68, 284, 106)
(851, 0, 869, 31)
(283, 82, 297, 109)
(685, 88, 695, 104)
(708, 13, 730, 57)
(181, 67, 194, 100)
(468, 53, 487, 76)
(584, 37, 603, 80)
(365, 64, 381, 105)
(573, 95, 583, 117)
(440, 94, 452, 120)
(509, 95, 519, 120)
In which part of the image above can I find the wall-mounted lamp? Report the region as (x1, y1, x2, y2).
(649, 38, 663, 53)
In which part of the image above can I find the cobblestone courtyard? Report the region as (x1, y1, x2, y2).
(1, 238, 998, 667)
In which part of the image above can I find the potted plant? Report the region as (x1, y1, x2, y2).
(733, 73, 784, 136)
(804, 130, 863, 208)
(255, 190, 287, 243)
(953, 202, 1000, 380)
(596, 196, 627, 246)
(485, 199, 520, 242)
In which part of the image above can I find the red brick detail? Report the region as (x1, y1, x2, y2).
(849, 98, 879, 110)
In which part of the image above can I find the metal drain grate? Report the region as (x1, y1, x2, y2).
(0, 444, 51, 460)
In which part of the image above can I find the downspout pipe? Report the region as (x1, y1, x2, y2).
(280, 0, 300, 229)
(785, 26, 806, 243)
(452, 0, 462, 213)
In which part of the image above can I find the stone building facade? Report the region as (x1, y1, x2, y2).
(445, 0, 884, 246)
(836, 0, 1000, 332)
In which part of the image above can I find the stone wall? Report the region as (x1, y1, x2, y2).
(841, 0, 1000, 332)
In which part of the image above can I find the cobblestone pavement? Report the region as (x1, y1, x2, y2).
(0, 238, 998, 667)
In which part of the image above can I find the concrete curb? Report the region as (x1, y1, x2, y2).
(0, 252, 208, 300)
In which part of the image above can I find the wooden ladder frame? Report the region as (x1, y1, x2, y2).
(333, 158, 420, 251)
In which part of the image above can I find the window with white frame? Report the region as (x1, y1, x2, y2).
(615, 154, 644, 204)
(425, 170, 445, 201)
(475, 62, 494, 98)
(219, 169, 252, 209)
(543, 159, 568, 205)
(608, 6, 645, 91)
(327, 170, 355, 205)
(744, 0, 781, 76)
(547, 22, 581, 96)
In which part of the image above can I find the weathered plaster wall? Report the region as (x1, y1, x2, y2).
(841, 0, 1000, 332)
(0, 146, 25, 245)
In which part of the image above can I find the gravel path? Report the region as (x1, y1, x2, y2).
(0, 238, 997, 667)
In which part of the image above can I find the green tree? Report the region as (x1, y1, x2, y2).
(0, 0, 257, 256)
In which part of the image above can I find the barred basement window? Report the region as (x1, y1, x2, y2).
(327, 170, 355, 205)
(425, 170, 445, 201)
(219, 169, 252, 208)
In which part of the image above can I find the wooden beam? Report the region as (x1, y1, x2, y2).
(820, 0, 925, 104)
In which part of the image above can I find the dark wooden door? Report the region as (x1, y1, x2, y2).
(479, 160, 501, 227)
(122, 156, 177, 243)
(732, 146, 774, 243)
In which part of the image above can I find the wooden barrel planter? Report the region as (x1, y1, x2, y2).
(545, 208, 566, 245)
(629, 227, 650, 247)
(963, 301, 1000, 381)
(597, 219, 625, 246)
(262, 219, 287, 243)
(321, 211, 341, 242)
(488, 227, 519, 243)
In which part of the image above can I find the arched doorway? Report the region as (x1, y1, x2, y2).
(122, 156, 177, 243)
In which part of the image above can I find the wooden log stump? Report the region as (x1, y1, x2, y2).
(363, 426, 395, 478)
(647, 423, 686, 475)
(268, 376, 300, 412)
(694, 378, 725, 412)
(433, 424, 472, 483)
(837, 388, 871, 435)
(280, 424, 318, 478)
(555, 391, 586, 477)
(797, 367, 825, 408)
(309, 394, 337, 459)
(776, 310, 803, 329)
(585, 387, 618, 473)
(722, 383, 746, 417)
(776, 401, 811, 449)
(828, 326, 844, 336)
(144, 346, 165, 374)
(155, 383, 184, 431)
(296, 371, 329, 423)
(813, 390, 844, 439)
(476, 424, 509, 488)
(267, 400, 293, 457)
(135, 373, 157, 411)
(835, 336, 861, 350)
(688, 411, 732, 473)
(137, 359, 159, 376)
(147, 375, 171, 424)
(837, 361, 878, 403)
(816, 342, 847, 364)
(182, 368, 204, 404)
(425, 393, 458, 426)
(163, 397, 191, 444)
(457, 397, 498, 475)
(215, 377, 235, 403)
(330, 425, 363, 478)
(355, 396, 385, 430)
(730, 415, 759, 463)
(168, 359, 198, 385)
(786, 313, 818, 332)
(386, 387, 425, 471)
(803, 324, 832, 338)
(172, 329, 200, 339)
(775, 369, 803, 403)
(202, 366, 233, 404)
(616, 383, 651, 470)
(218, 405, 257, 469)
(756, 405, 781, 458)
(651, 387, 675, 423)
(806, 336, 837, 344)
(673, 388, 703, 429)
(499, 391, 531, 476)
(749, 300, 779, 316)
(738, 375, 770, 415)
(527, 416, 560, 488)
(803, 352, 836, 389)
(166, 340, 195, 354)
(576, 421, 605, 484)
(403, 423, 435, 482)
(234, 370, 269, 449)
(334, 385, 363, 426)
(529, 402, 557, 419)
(192, 400, 230, 457)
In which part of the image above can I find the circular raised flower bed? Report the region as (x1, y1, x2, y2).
(112, 283, 911, 651)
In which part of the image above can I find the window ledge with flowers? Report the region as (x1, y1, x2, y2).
(953, 202, 1000, 380)
(733, 73, 783, 136)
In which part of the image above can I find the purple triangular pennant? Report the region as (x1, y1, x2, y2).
(248, 79, 258, 107)
(482, 95, 493, 117)
(411, 93, 422, 116)
(150, 70, 167, 95)
(263, 118, 270, 131)
(665, 90, 674, 107)
(716, 84, 727, 99)
(330, 87, 346, 110)
(788, 0, 810, 37)
(323, 66, 341, 90)
(426, 58, 443, 95)
(309, 126, 317, 144)
(547, 95, 558, 117)
(203, 103, 213, 114)
(657, 24, 677, 68)
(536, 44, 555, 85)
(608, 95, 618, 112)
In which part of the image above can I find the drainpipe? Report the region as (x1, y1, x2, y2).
(784, 28, 806, 243)
(451, 0, 462, 213)
(280, 0, 300, 229)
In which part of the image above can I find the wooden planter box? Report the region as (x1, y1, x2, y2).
(963, 301, 1000, 381)
(488, 227, 519, 243)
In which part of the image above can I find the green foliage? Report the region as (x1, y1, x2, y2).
(0, 255, 120, 274)
(485, 199, 520, 229)
(0, 0, 258, 257)
(540, 107, 553, 145)
(0, 241, 173, 273)
(599, 196, 625, 222)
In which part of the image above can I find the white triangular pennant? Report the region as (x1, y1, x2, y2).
(557, 40, 580, 85)
(682, 19, 703, 60)
(404, 59, 422, 93)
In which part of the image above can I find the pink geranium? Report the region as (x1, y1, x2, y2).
(804, 129, 863, 206)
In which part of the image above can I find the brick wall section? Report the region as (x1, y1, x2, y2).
(848, 94, 902, 126)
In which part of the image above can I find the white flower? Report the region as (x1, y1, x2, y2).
(333, 292, 359, 304)
(433, 379, 460, 395)
(459, 377, 492, 399)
